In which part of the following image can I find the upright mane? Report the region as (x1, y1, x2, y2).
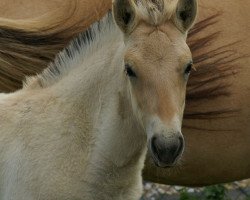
(24, 12, 116, 89)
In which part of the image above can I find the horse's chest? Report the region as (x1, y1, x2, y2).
(31, 175, 143, 200)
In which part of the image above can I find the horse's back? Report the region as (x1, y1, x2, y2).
(0, 0, 61, 19)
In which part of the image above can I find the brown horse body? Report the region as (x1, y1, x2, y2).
(0, 0, 249, 186)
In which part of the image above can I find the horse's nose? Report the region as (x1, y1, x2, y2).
(150, 133, 184, 168)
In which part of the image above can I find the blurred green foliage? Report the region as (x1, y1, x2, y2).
(179, 185, 231, 200)
(179, 188, 199, 200)
(203, 185, 229, 200)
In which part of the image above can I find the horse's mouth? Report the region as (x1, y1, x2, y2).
(150, 149, 179, 168)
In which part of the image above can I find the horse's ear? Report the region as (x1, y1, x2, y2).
(173, 0, 198, 32)
(112, 0, 136, 34)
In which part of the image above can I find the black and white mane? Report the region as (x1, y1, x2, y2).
(25, 12, 117, 88)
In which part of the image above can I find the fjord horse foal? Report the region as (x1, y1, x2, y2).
(0, 0, 250, 187)
(0, 0, 197, 199)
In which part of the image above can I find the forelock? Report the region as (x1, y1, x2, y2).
(133, 0, 178, 25)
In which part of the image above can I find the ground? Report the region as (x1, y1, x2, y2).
(141, 180, 250, 200)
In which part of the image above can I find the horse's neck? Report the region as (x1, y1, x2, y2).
(48, 23, 147, 190)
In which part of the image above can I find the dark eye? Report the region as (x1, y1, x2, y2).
(185, 62, 193, 75)
(125, 64, 137, 78)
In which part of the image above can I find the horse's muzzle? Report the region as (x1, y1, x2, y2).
(149, 133, 184, 168)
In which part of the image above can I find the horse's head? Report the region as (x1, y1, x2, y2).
(113, 0, 197, 168)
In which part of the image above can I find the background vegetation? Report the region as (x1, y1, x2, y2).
(141, 180, 250, 200)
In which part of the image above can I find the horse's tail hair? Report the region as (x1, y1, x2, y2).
(0, 0, 111, 92)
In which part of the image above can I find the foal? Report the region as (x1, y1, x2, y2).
(0, 0, 197, 199)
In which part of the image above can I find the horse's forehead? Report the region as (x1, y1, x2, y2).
(127, 32, 189, 66)
(131, 21, 183, 41)
(129, 23, 186, 56)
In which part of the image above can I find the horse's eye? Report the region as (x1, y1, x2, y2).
(185, 62, 193, 75)
(125, 64, 137, 78)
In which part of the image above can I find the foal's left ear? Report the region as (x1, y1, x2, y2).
(173, 0, 198, 33)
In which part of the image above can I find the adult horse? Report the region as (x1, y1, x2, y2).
(0, 0, 249, 186)
(0, 0, 197, 199)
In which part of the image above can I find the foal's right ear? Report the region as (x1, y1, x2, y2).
(173, 0, 198, 33)
(112, 0, 136, 34)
